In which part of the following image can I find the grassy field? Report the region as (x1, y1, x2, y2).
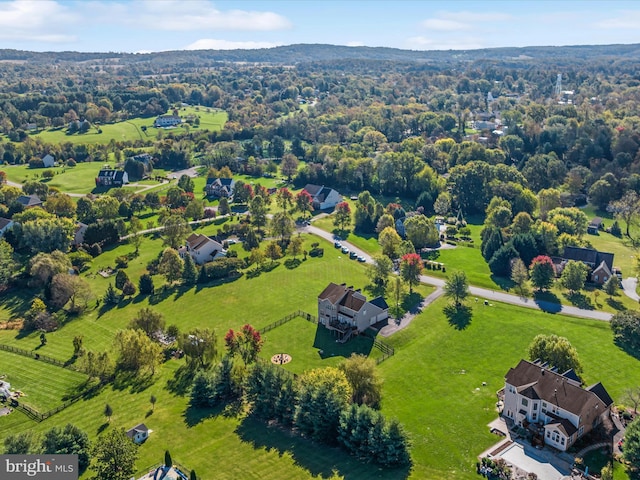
(21, 107, 227, 146)
(0, 350, 88, 411)
(378, 296, 640, 479)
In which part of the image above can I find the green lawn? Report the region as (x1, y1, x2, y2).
(2, 221, 640, 479)
(378, 296, 640, 480)
(20, 107, 227, 146)
(0, 350, 88, 411)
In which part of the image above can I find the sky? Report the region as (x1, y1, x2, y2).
(2, 0, 640, 53)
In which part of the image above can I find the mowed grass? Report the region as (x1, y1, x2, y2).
(378, 296, 640, 480)
(22, 107, 227, 146)
(259, 317, 383, 375)
(0, 350, 88, 411)
(0, 231, 370, 360)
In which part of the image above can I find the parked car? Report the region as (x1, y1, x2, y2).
(357, 255, 366, 262)
(341, 246, 349, 254)
(349, 251, 358, 259)
(334, 241, 342, 248)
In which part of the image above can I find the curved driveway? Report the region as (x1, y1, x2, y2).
(303, 224, 613, 322)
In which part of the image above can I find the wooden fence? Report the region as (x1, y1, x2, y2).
(0, 342, 98, 422)
(0, 343, 84, 373)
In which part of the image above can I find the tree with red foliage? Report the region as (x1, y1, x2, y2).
(529, 255, 555, 291)
(333, 202, 352, 231)
(296, 189, 314, 218)
(0, 171, 6, 185)
(224, 324, 264, 365)
(400, 253, 423, 294)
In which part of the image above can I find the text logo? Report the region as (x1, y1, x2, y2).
(1, 455, 78, 479)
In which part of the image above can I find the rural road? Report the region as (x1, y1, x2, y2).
(302, 224, 614, 322)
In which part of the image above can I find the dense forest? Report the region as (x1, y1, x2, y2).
(2, 43, 640, 227)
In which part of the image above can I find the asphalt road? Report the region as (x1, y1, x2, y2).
(303, 224, 613, 322)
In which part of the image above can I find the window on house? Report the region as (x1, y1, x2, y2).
(532, 413, 537, 420)
(542, 402, 547, 408)
(561, 438, 565, 445)
(521, 398, 528, 407)
(546, 431, 550, 438)
(578, 426, 584, 437)
(533, 403, 538, 410)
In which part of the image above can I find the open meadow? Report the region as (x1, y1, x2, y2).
(18, 107, 227, 146)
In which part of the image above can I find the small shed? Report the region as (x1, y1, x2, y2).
(126, 423, 149, 444)
(587, 217, 603, 235)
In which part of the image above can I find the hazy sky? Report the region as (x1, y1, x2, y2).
(2, 0, 640, 53)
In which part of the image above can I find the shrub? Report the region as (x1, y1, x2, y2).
(115, 256, 129, 268)
(87, 243, 102, 257)
(66, 158, 77, 167)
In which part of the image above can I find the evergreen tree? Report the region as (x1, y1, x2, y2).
(488, 244, 519, 277)
(182, 254, 198, 286)
(115, 269, 129, 290)
(139, 274, 155, 295)
(604, 276, 619, 297)
(103, 283, 120, 305)
(164, 450, 172, 468)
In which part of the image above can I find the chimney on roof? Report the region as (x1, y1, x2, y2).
(541, 369, 544, 375)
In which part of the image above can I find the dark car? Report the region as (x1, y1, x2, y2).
(349, 251, 358, 259)
(334, 241, 342, 248)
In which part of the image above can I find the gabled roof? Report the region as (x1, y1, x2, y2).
(16, 194, 43, 207)
(370, 296, 389, 310)
(0, 218, 12, 230)
(339, 290, 365, 312)
(593, 260, 612, 277)
(587, 382, 614, 408)
(126, 423, 148, 437)
(185, 233, 222, 252)
(545, 412, 578, 437)
(562, 246, 614, 272)
(318, 282, 349, 305)
(589, 217, 603, 227)
(506, 359, 609, 419)
(303, 184, 323, 196)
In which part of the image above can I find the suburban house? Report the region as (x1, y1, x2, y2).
(126, 423, 149, 444)
(317, 283, 389, 342)
(205, 177, 235, 198)
(587, 217, 603, 235)
(95, 169, 129, 187)
(16, 194, 43, 209)
(127, 153, 154, 178)
(559, 246, 615, 285)
(502, 359, 613, 452)
(178, 233, 225, 265)
(73, 222, 88, 246)
(303, 184, 342, 210)
(42, 154, 55, 168)
(0, 218, 13, 237)
(154, 115, 182, 128)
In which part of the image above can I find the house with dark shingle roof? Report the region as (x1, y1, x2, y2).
(205, 177, 235, 198)
(303, 184, 342, 210)
(178, 233, 226, 265)
(317, 283, 388, 342)
(16, 194, 43, 209)
(95, 168, 129, 187)
(560, 246, 615, 285)
(0, 218, 13, 237)
(502, 359, 613, 452)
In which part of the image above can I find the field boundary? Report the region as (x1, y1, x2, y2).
(259, 311, 395, 364)
(0, 343, 97, 422)
(0, 343, 84, 372)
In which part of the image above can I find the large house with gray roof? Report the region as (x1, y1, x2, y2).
(559, 246, 615, 286)
(317, 283, 388, 342)
(303, 184, 342, 210)
(502, 359, 613, 452)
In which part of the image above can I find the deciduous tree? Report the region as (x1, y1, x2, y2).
(529, 255, 555, 291)
(180, 328, 217, 370)
(339, 354, 383, 408)
(159, 248, 183, 284)
(528, 334, 582, 374)
(129, 308, 165, 338)
(399, 253, 423, 294)
(92, 428, 138, 480)
(333, 202, 351, 231)
(444, 270, 469, 306)
(224, 324, 263, 365)
(559, 260, 589, 293)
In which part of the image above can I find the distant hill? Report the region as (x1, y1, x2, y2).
(2, 43, 640, 67)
